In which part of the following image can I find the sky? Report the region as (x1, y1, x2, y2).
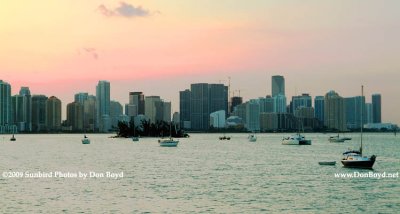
(1, 0, 399, 124)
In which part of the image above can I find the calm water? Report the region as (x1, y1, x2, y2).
(0, 133, 399, 213)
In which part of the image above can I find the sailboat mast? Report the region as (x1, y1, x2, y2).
(360, 85, 363, 156)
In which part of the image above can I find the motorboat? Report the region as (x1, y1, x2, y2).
(282, 133, 311, 145)
(219, 135, 231, 140)
(132, 136, 139, 142)
(82, 135, 90, 144)
(248, 134, 257, 142)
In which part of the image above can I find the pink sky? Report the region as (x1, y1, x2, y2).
(1, 1, 399, 124)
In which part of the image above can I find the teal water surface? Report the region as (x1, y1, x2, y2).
(0, 133, 399, 213)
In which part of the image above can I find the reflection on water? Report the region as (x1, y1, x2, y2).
(0, 133, 399, 213)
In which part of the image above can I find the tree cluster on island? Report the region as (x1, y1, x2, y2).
(116, 120, 188, 138)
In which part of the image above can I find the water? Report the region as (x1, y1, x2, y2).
(1, 133, 399, 213)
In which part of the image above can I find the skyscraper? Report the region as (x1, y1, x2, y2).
(19, 87, 32, 131)
(324, 91, 346, 131)
(74, 92, 89, 104)
(273, 94, 287, 113)
(345, 96, 366, 129)
(258, 96, 274, 113)
(110, 100, 123, 128)
(246, 99, 260, 132)
(0, 80, 12, 127)
(46, 96, 62, 131)
(179, 89, 191, 129)
(272, 75, 285, 97)
(67, 101, 84, 131)
(32, 95, 48, 132)
(96, 80, 110, 131)
(372, 94, 381, 123)
(83, 95, 96, 131)
(190, 83, 210, 130)
(230, 96, 243, 113)
(189, 83, 228, 131)
(290, 93, 312, 114)
(314, 96, 324, 123)
(145, 96, 161, 123)
(129, 92, 145, 115)
(365, 103, 373, 124)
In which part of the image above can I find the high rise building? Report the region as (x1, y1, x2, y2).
(190, 83, 210, 131)
(365, 103, 373, 124)
(258, 96, 274, 113)
(272, 75, 285, 97)
(163, 101, 171, 122)
(189, 83, 228, 131)
(145, 96, 163, 123)
(290, 93, 312, 114)
(129, 92, 145, 115)
(67, 101, 84, 131)
(0, 80, 12, 127)
(32, 95, 48, 132)
(96, 81, 110, 131)
(210, 110, 226, 128)
(110, 100, 123, 128)
(74, 92, 89, 104)
(314, 96, 324, 123)
(245, 99, 260, 132)
(230, 96, 243, 113)
(83, 95, 96, 131)
(46, 96, 62, 131)
(19, 87, 32, 131)
(179, 89, 191, 129)
(345, 96, 366, 129)
(324, 91, 346, 131)
(273, 94, 287, 113)
(372, 94, 381, 123)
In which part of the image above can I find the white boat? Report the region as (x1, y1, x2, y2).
(159, 121, 179, 147)
(341, 86, 376, 169)
(248, 134, 257, 142)
(158, 138, 179, 147)
(282, 133, 311, 145)
(329, 135, 346, 143)
(82, 135, 90, 144)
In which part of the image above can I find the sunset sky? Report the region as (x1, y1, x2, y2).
(1, 0, 399, 124)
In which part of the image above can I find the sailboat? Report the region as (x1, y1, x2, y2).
(341, 86, 376, 169)
(10, 134, 16, 141)
(81, 113, 90, 144)
(158, 121, 179, 147)
(282, 117, 311, 145)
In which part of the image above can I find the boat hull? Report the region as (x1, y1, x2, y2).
(82, 139, 90, 144)
(159, 139, 179, 147)
(282, 139, 311, 145)
(341, 159, 375, 169)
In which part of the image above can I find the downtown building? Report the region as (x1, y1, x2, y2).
(180, 83, 228, 131)
(32, 95, 48, 132)
(46, 96, 62, 131)
(11, 87, 32, 132)
(345, 96, 366, 130)
(372, 94, 381, 123)
(324, 90, 346, 131)
(96, 81, 111, 132)
(0, 80, 15, 133)
(144, 96, 171, 123)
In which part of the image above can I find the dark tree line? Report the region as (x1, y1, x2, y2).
(117, 120, 188, 138)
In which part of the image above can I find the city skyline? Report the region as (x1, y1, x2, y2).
(1, 1, 400, 124)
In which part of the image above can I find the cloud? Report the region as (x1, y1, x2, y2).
(97, 2, 151, 18)
(83, 48, 98, 60)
